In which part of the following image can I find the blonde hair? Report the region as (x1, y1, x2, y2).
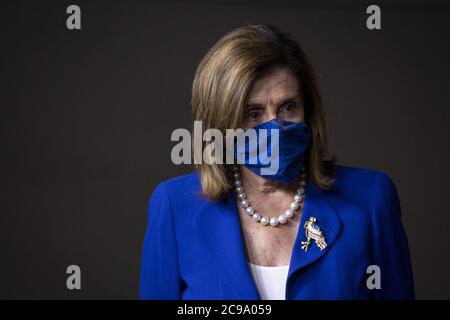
(192, 24, 337, 201)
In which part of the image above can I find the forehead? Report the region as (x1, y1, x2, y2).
(247, 67, 299, 104)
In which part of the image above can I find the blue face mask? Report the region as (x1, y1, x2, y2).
(234, 119, 311, 184)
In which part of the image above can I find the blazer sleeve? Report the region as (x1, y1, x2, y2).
(139, 182, 183, 299)
(371, 172, 415, 300)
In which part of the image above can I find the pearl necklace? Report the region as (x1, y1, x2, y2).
(232, 165, 307, 227)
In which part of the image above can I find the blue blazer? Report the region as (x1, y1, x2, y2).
(139, 165, 414, 300)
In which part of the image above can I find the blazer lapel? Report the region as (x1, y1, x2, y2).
(287, 179, 342, 281)
(192, 191, 260, 299)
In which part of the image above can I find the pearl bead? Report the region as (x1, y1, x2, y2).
(294, 194, 302, 202)
(235, 187, 243, 193)
(260, 216, 269, 225)
(234, 180, 242, 186)
(237, 193, 246, 200)
(232, 166, 239, 172)
(269, 217, 279, 226)
(233, 173, 240, 179)
(240, 200, 249, 208)
(297, 187, 305, 195)
(299, 180, 307, 187)
(290, 201, 299, 210)
(278, 214, 288, 224)
(252, 213, 261, 221)
(285, 208, 295, 218)
(245, 206, 254, 215)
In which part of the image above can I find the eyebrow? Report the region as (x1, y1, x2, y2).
(245, 95, 300, 109)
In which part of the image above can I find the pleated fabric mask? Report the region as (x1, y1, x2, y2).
(234, 119, 311, 184)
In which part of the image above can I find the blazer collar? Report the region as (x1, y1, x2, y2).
(192, 178, 342, 299)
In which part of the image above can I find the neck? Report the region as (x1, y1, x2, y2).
(239, 166, 297, 195)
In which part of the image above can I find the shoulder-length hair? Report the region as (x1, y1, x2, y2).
(191, 24, 337, 201)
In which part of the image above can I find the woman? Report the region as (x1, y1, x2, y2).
(139, 24, 414, 300)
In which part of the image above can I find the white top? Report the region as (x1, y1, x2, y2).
(248, 262, 290, 300)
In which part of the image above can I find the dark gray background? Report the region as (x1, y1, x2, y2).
(1, 0, 449, 299)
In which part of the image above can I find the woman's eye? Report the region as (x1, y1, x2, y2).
(280, 103, 296, 113)
(246, 110, 261, 121)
